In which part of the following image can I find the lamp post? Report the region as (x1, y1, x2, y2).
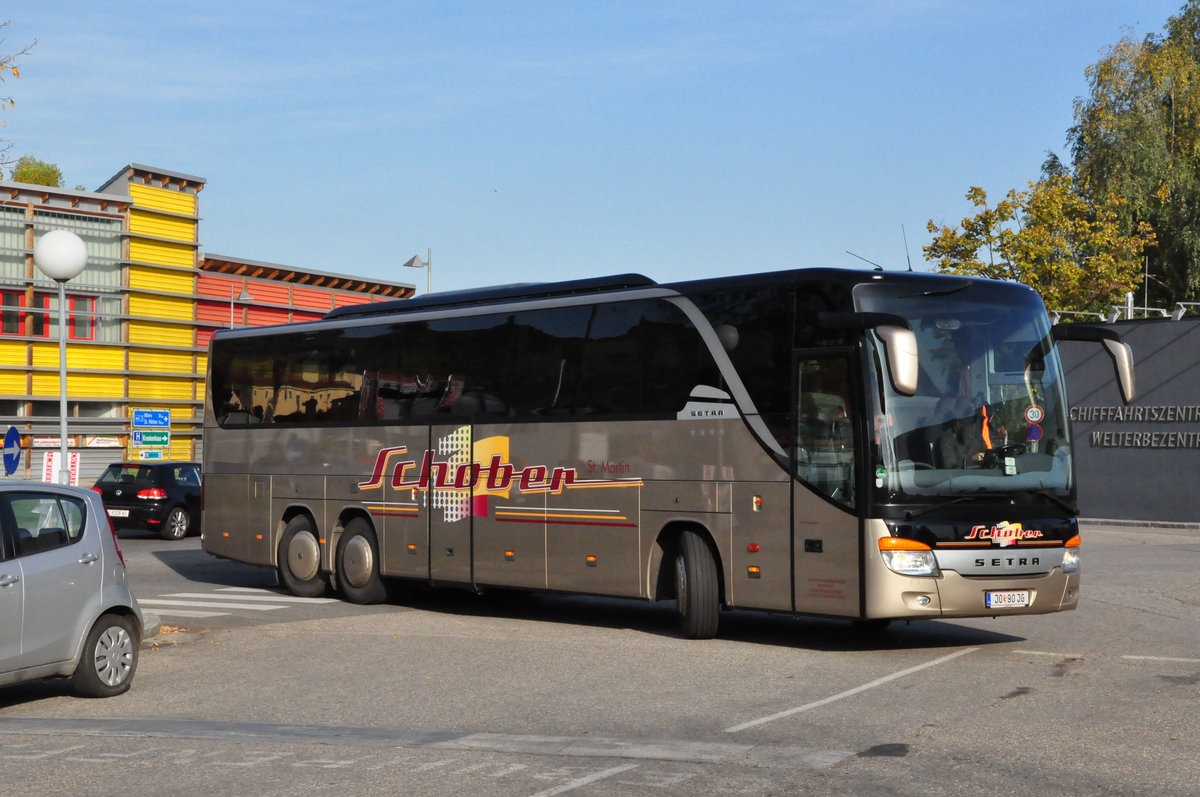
(402, 248, 431, 295)
(33, 230, 88, 485)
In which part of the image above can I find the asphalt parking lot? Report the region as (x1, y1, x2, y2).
(0, 521, 1197, 796)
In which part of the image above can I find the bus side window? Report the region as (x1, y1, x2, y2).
(795, 356, 856, 508)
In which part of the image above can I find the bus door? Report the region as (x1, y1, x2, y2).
(791, 351, 862, 617)
(373, 425, 434, 581)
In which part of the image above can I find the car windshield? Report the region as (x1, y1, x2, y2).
(856, 278, 1072, 501)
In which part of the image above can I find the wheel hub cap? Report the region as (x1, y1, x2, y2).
(287, 530, 320, 582)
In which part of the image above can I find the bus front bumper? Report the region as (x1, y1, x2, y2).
(866, 567, 1079, 619)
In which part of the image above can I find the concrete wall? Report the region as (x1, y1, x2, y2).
(1060, 316, 1200, 524)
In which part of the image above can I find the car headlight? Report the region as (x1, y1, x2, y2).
(878, 537, 940, 577)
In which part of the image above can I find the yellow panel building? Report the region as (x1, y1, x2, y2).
(0, 164, 415, 484)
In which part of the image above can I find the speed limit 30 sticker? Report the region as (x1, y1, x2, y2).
(1025, 405, 1044, 424)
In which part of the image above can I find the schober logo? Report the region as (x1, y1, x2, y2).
(964, 521, 1045, 547)
(358, 438, 643, 497)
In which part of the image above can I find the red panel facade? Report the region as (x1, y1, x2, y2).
(293, 286, 332, 310)
(246, 306, 290, 327)
(332, 292, 372, 308)
(197, 273, 241, 299)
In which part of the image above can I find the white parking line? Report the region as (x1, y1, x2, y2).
(1124, 655, 1200, 663)
(527, 764, 640, 796)
(724, 647, 980, 733)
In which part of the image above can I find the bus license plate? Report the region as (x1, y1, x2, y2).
(986, 590, 1030, 608)
(106, 508, 129, 518)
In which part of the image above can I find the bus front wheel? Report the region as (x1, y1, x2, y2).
(336, 518, 388, 604)
(277, 516, 328, 598)
(675, 529, 719, 639)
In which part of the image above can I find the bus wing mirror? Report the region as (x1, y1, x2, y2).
(819, 312, 918, 396)
(1051, 323, 1136, 404)
(876, 326, 919, 396)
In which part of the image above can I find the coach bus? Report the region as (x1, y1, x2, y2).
(201, 268, 1134, 638)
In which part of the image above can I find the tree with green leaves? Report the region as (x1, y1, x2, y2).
(10, 155, 62, 186)
(925, 178, 1154, 315)
(1070, 0, 1200, 306)
(0, 21, 35, 168)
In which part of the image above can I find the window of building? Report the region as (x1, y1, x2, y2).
(29, 293, 49, 337)
(1, 292, 21, 335)
(69, 295, 94, 341)
(20, 293, 97, 340)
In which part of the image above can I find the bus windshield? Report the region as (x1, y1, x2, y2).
(856, 278, 1071, 501)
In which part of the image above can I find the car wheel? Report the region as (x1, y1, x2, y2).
(277, 515, 328, 598)
(161, 506, 191, 540)
(72, 613, 138, 698)
(336, 517, 387, 604)
(675, 529, 720, 639)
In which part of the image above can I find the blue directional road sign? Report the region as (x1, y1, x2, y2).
(3, 426, 21, 476)
(132, 409, 171, 428)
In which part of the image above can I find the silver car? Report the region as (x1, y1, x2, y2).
(0, 483, 144, 697)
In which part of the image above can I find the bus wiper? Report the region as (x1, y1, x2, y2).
(904, 494, 991, 520)
(896, 280, 973, 299)
(1023, 488, 1078, 516)
(903, 488, 1077, 521)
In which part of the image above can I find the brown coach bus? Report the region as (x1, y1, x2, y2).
(201, 268, 1134, 638)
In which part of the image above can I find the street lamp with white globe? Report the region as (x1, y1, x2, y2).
(33, 229, 87, 485)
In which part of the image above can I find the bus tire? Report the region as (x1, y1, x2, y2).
(675, 529, 719, 639)
(277, 516, 328, 598)
(336, 517, 387, 604)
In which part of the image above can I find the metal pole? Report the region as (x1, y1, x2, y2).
(426, 248, 432, 294)
(56, 280, 69, 485)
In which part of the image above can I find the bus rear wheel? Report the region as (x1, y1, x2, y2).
(675, 529, 719, 639)
(277, 516, 328, 598)
(337, 517, 387, 604)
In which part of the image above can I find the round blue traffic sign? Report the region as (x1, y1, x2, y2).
(3, 426, 21, 476)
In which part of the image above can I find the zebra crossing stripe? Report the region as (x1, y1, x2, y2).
(162, 591, 338, 604)
(137, 599, 287, 611)
(138, 587, 340, 618)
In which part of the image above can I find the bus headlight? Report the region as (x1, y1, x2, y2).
(1061, 534, 1081, 573)
(878, 537, 940, 577)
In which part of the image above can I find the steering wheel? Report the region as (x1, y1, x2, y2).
(980, 443, 1027, 468)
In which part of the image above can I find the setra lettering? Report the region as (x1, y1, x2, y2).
(974, 557, 1042, 568)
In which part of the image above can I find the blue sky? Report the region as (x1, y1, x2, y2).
(1, 1, 1184, 293)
